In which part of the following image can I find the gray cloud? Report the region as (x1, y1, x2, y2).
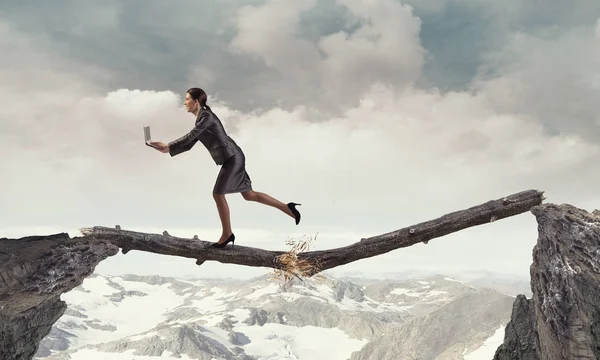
(472, 27, 600, 142)
(4, 0, 599, 116)
(228, 0, 426, 111)
(0, 0, 518, 110)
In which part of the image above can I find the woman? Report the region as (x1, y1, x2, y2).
(150, 87, 301, 248)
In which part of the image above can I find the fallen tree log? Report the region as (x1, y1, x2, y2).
(80, 189, 544, 277)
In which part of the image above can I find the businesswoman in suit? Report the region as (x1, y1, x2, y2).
(150, 87, 301, 248)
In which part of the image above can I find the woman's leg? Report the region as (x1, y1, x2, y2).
(241, 190, 295, 218)
(213, 192, 233, 243)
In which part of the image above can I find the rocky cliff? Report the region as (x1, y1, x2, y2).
(493, 203, 600, 360)
(0, 233, 118, 360)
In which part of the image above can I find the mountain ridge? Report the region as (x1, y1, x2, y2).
(32, 272, 514, 360)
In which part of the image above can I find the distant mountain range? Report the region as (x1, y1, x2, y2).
(33, 271, 524, 360)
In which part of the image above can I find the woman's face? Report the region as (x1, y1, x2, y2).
(184, 92, 199, 113)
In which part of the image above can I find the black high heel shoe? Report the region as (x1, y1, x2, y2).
(287, 202, 301, 225)
(211, 233, 235, 248)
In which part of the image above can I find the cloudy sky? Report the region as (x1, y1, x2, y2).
(2, 0, 599, 281)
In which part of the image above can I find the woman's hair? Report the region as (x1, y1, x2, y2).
(186, 87, 211, 110)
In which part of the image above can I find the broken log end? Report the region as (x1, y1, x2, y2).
(79, 227, 93, 236)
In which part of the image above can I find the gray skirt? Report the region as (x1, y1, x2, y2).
(213, 152, 253, 194)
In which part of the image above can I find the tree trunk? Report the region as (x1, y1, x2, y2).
(80, 189, 544, 277)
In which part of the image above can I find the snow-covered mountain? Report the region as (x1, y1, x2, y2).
(35, 273, 515, 360)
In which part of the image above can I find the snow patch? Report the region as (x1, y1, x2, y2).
(195, 324, 237, 349)
(125, 331, 161, 342)
(274, 292, 304, 302)
(78, 276, 121, 296)
(245, 283, 280, 300)
(58, 275, 186, 348)
(57, 348, 196, 360)
(390, 287, 447, 297)
(229, 308, 252, 323)
(463, 325, 506, 360)
(234, 323, 367, 360)
(390, 288, 420, 297)
(285, 283, 412, 313)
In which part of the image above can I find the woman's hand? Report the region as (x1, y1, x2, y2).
(150, 141, 169, 153)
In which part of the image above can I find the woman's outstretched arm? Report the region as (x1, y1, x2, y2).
(167, 113, 212, 156)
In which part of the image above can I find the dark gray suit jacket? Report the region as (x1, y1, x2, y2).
(168, 108, 241, 165)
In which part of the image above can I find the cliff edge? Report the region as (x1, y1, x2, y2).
(0, 233, 118, 360)
(494, 203, 600, 360)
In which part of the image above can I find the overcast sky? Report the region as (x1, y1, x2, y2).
(2, 0, 600, 281)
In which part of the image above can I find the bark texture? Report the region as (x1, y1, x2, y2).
(81, 189, 545, 275)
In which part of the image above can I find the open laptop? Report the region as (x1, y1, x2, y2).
(143, 125, 162, 149)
